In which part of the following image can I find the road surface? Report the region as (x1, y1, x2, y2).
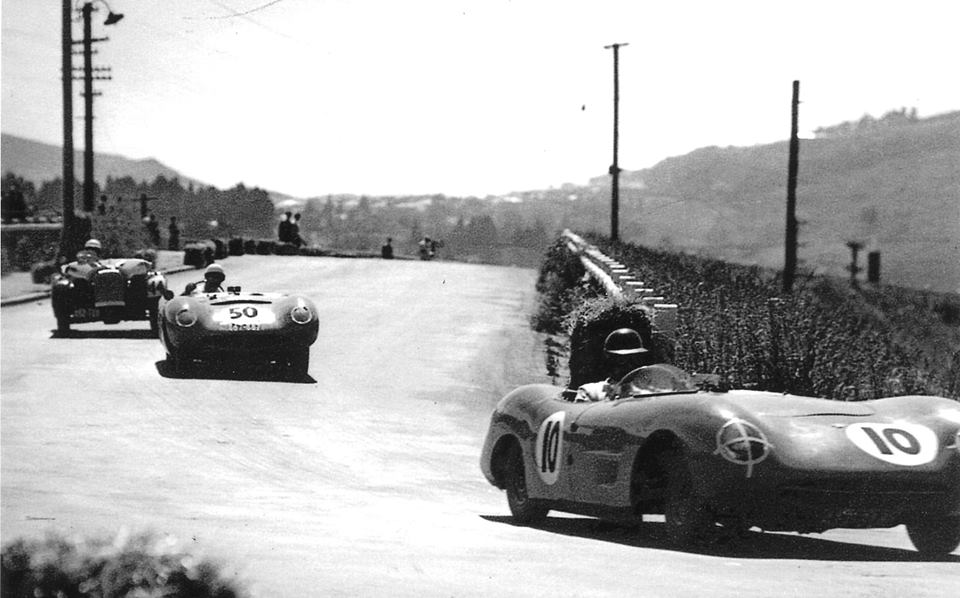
(2, 255, 957, 597)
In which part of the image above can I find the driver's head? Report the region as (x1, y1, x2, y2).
(203, 263, 225, 290)
(83, 238, 102, 256)
(603, 328, 650, 378)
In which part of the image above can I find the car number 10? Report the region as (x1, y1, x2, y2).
(845, 423, 937, 466)
(535, 412, 566, 485)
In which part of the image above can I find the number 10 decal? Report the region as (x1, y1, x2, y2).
(845, 423, 937, 466)
(535, 412, 566, 485)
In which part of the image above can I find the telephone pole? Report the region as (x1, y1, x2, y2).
(604, 42, 628, 243)
(60, 0, 78, 260)
(783, 80, 800, 293)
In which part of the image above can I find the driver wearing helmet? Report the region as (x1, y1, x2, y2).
(182, 263, 226, 295)
(575, 328, 654, 402)
(63, 239, 105, 280)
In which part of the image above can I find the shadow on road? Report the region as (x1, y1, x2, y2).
(154, 359, 316, 384)
(480, 515, 960, 563)
(50, 328, 156, 340)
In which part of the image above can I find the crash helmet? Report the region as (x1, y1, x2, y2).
(83, 239, 102, 252)
(603, 328, 648, 356)
(204, 263, 225, 282)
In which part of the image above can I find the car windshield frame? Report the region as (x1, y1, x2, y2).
(615, 364, 701, 398)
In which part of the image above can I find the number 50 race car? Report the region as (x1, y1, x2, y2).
(158, 285, 319, 377)
(480, 364, 960, 554)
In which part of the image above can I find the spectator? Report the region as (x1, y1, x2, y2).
(278, 211, 292, 243)
(381, 237, 394, 259)
(145, 213, 161, 246)
(168, 217, 181, 251)
(290, 213, 304, 248)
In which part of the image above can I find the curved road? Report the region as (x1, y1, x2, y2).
(2, 255, 957, 597)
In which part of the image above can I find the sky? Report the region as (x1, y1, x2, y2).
(2, 0, 958, 198)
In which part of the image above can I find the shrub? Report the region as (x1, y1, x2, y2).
(12, 236, 58, 272)
(243, 239, 257, 255)
(255, 240, 275, 255)
(1, 530, 248, 598)
(228, 238, 245, 256)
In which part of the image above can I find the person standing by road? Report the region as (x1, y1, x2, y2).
(381, 237, 394, 259)
(168, 216, 181, 251)
(278, 211, 292, 243)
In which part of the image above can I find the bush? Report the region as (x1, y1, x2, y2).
(183, 241, 215, 268)
(228, 238, 245, 256)
(243, 239, 257, 255)
(530, 239, 589, 334)
(1, 530, 248, 598)
(12, 236, 58, 272)
(255, 240, 275, 255)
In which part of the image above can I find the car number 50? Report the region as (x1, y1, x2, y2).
(845, 423, 937, 466)
(229, 306, 258, 319)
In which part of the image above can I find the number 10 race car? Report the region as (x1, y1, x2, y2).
(158, 284, 319, 377)
(480, 364, 960, 554)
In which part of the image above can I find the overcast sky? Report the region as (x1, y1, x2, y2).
(2, 0, 958, 197)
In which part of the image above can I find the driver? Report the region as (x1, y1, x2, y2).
(182, 263, 226, 295)
(62, 238, 105, 280)
(574, 328, 655, 402)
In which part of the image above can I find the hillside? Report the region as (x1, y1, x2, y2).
(581, 111, 960, 293)
(0, 134, 207, 189)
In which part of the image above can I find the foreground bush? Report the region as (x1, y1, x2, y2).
(1, 531, 247, 598)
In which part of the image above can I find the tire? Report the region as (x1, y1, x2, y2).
(56, 316, 71, 336)
(289, 348, 310, 379)
(907, 516, 960, 555)
(148, 306, 160, 337)
(662, 452, 714, 546)
(504, 444, 548, 524)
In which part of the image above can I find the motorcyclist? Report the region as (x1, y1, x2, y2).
(182, 263, 226, 295)
(575, 328, 655, 402)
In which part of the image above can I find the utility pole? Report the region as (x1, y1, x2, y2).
(77, 2, 116, 214)
(604, 42, 628, 243)
(60, 0, 78, 260)
(783, 80, 800, 293)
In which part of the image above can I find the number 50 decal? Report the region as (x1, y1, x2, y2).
(535, 412, 566, 485)
(845, 423, 937, 466)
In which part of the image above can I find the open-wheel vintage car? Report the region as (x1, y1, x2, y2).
(158, 280, 319, 378)
(480, 364, 960, 555)
(51, 251, 167, 336)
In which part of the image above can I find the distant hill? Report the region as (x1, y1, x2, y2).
(580, 111, 960, 293)
(1, 133, 206, 189)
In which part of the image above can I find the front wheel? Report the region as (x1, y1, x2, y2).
(663, 452, 714, 546)
(288, 349, 310, 379)
(504, 444, 548, 524)
(907, 516, 960, 555)
(56, 315, 71, 336)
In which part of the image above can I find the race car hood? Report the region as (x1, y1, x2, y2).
(200, 291, 286, 304)
(723, 390, 877, 418)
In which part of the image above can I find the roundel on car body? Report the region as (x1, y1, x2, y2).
(534, 411, 566, 485)
(845, 422, 938, 466)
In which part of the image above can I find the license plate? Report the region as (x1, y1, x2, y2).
(228, 322, 262, 331)
(74, 307, 100, 319)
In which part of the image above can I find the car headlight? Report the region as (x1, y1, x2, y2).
(290, 305, 313, 325)
(175, 307, 197, 327)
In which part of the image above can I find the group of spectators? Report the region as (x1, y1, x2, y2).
(278, 212, 304, 248)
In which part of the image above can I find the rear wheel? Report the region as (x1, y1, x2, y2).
(663, 452, 714, 546)
(907, 516, 960, 555)
(148, 306, 160, 337)
(504, 444, 548, 524)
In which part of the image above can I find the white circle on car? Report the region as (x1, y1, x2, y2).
(535, 411, 565, 485)
(845, 422, 938, 466)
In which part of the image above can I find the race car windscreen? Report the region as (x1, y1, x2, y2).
(618, 364, 699, 396)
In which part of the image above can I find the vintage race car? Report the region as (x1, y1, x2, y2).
(51, 257, 167, 336)
(158, 285, 319, 377)
(480, 364, 960, 554)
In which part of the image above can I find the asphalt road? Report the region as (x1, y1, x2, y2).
(2, 255, 957, 597)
